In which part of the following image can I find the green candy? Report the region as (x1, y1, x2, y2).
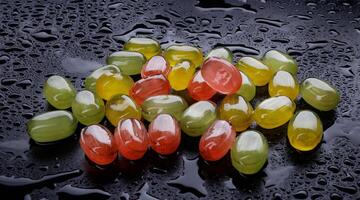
(84, 65, 120, 93)
(236, 71, 256, 101)
(43, 75, 76, 109)
(141, 95, 188, 122)
(72, 90, 105, 125)
(106, 51, 146, 75)
(300, 78, 340, 111)
(205, 47, 233, 63)
(180, 101, 217, 137)
(231, 130, 268, 175)
(262, 50, 298, 75)
(27, 111, 78, 143)
(124, 37, 161, 60)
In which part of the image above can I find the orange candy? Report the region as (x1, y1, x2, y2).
(187, 71, 217, 101)
(141, 56, 170, 78)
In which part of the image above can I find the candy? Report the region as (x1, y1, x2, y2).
(43, 75, 76, 109)
(141, 95, 188, 122)
(71, 90, 105, 125)
(84, 65, 120, 93)
(106, 51, 146, 75)
(201, 57, 242, 94)
(287, 110, 323, 151)
(199, 120, 236, 161)
(253, 96, 296, 129)
(114, 118, 148, 160)
(231, 130, 268, 175)
(300, 78, 340, 111)
(27, 111, 78, 143)
(80, 125, 117, 165)
(168, 60, 196, 91)
(141, 56, 170, 78)
(96, 72, 134, 100)
(236, 57, 272, 86)
(205, 47, 233, 63)
(180, 101, 217, 137)
(187, 71, 217, 101)
(236, 71, 256, 101)
(219, 95, 253, 132)
(164, 45, 203, 67)
(130, 74, 171, 105)
(262, 50, 298, 75)
(148, 114, 181, 155)
(123, 37, 161, 60)
(268, 71, 299, 100)
(105, 94, 141, 126)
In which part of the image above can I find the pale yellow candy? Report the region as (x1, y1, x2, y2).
(269, 71, 299, 100)
(168, 60, 196, 91)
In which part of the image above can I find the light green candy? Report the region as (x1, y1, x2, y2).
(262, 50, 298, 75)
(205, 47, 233, 63)
(106, 51, 146, 75)
(84, 65, 120, 93)
(43, 75, 76, 109)
(236, 71, 256, 101)
(72, 90, 105, 125)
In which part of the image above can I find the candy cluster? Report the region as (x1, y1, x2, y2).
(27, 37, 340, 175)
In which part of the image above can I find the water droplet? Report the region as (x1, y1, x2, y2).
(57, 184, 111, 199)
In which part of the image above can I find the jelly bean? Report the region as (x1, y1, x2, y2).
(106, 51, 146, 75)
(141, 95, 188, 122)
(96, 72, 134, 100)
(123, 37, 161, 60)
(27, 111, 78, 143)
(180, 101, 217, 137)
(219, 95, 253, 132)
(80, 125, 117, 165)
(105, 94, 141, 126)
(268, 71, 299, 100)
(231, 130, 268, 175)
(130, 74, 171, 105)
(187, 71, 217, 101)
(168, 60, 196, 91)
(262, 50, 298, 75)
(114, 119, 148, 160)
(236, 71, 256, 101)
(201, 57, 242, 94)
(199, 120, 236, 161)
(236, 57, 272, 86)
(141, 56, 170, 78)
(71, 90, 105, 125)
(148, 114, 181, 155)
(43, 75, 76, 109)
(163, 45, 203, 67)
(300, 78, 340, 111)
(84, 65, 120, 93)
(287, 110, 323, 151)
(253, 96, 296, 129)
(205, 47, 233, 63)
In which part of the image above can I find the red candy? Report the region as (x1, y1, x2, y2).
(199, 120, 236, 161)
(130, 74, 171, 105)
(141, 56, 170, 78)
(201, 57, 242, 94)
(148, 114, 181, 155)
(80, 124, 117, 165)
(187, 71, 217, 101)
(114, 119, 148, 160)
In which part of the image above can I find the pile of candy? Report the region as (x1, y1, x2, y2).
(27, 37, 340, 175)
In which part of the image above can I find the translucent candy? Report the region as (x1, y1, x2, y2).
(84, 65, 120, 93)
(168, 60, 196, 91)
(187, 71, 217, 101)
(123, 37, 161, 60)
(96, 72, 134, 100)
(236, 71, 256, 101)
(236, 57, 272, 86)
(268, 71, 299, 100)
(141, 56, 170, 78)
(106, 51, 146, 75)
(205, 47, 233, 63)
(72, 90, 105, 125)
(164, 45, 203, 67)
(105, 94, 141, 126)
(262, 49, 298, 75)
(43, 75, 76, 109)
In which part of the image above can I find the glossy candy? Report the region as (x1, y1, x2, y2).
(201, 57, 242, 94)
(300, 78, 340, 111)
(253, 96, 296, 129)
(141, 95, 188, 122)
(237, 57, 271, 86)
(106, 51, 146, 75)
(219, 95, 253, 132)
(148, 114, 181, 155)
(130, 74, 171, 105)
(205, 47, 233, 63)
(72, 90, 105, 125)
(236, 71, 256, 101)
(168, 60, 196, 91)
(80, 125, 117, 165)
(96, 72, 134, 100)
(164, 45, 203, 67)
(231, 130, 268, 175)
(27, 111, 78, 143)
(180, 101, 217, 137)
(141, 56, 170, 78)
(114, 119, 148, 160)
(123, 37, 161, 60)
(105, 94, 141, 126)
(84, 65, 120, 93)
(269, 71, 299, 100)
(199, 120, 236, 161)
(262, 50, 298, 75)
(187, 71, 217, 101)
(43, 75, 76, 109)
(287, 110, 323, 151)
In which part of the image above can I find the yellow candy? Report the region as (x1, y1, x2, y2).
(236, 57, 272, 86)
(96, 72, 134, 100)
(123, 37, 161, 60)
(164, 45, 203, 67)
(168, 60, 195, 91)
(105, 94, 141, 126)
(268, 71, 299, 100)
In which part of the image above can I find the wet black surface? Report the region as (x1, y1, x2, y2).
(0, 0, 360, 199)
